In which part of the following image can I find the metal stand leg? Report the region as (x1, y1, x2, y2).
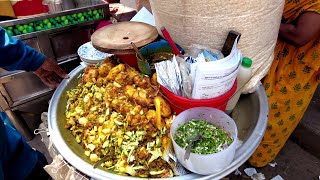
(5, 109, 33, 141)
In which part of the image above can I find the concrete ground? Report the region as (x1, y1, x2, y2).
(291, 85, 320, 159)
(229, 140, 320, 180)
(27, 85, 320, 179)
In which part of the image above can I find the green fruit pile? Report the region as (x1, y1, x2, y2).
(3, 9, 104, 36)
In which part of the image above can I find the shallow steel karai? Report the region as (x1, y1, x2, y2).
(48, 65, 268, 180)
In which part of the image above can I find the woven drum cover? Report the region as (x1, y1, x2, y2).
(150, 0, 285, 93)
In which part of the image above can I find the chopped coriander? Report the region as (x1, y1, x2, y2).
(174, 119, 233, 154)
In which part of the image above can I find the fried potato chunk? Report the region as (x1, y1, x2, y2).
(98, 62, 114, 77)
(107, 64, 125, 81)
(154, 96, 171, 118)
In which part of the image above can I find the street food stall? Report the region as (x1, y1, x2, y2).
(0, 0, 271, 179)
(46, 24, 269, 179)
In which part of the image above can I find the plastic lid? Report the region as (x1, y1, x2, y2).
(242, 57, 252, 68)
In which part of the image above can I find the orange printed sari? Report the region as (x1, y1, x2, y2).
(249, 0, 320, 167)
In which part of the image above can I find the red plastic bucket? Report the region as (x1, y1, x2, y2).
(116, 52, 139, 69)
(160, 80, 237, 114)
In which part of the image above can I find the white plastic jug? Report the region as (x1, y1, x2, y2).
(226, 57, 253, 114)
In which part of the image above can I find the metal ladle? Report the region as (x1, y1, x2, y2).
(184, 134, 203, 160)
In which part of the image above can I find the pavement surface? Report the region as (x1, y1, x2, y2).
(291, 85, 320, 159)
(229, 140, 320, 180)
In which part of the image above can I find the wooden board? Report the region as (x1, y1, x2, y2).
(91, 21, 158, 53)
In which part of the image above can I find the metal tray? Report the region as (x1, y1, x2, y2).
(48, 65, 268, 180)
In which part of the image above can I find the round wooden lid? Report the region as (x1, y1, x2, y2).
(91, 21, 158, 53)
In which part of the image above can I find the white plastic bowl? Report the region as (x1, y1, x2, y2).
(77, 42, 111, 64)
(170, 107, 238, 175)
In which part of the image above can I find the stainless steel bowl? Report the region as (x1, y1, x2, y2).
(48, 65, 268, 180)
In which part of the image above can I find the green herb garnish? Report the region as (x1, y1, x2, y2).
(174, 119, 233, 154)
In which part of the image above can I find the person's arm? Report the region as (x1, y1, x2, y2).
(0, 27, 45, 71)
(33, 58, 68, 88)
(279, 11, 320, 48)
(0, 27, 68, 88)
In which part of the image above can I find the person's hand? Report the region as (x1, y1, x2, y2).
(34, 58, 69, 89)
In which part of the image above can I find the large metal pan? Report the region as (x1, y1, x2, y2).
(48, 65, 268, 180)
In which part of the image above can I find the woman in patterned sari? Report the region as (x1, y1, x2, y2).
(249, 0, 320, 167)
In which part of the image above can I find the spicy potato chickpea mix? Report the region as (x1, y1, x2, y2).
(79, 59, 172, 130)
(65, 58, 174, 177)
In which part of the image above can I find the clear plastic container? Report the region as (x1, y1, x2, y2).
(170, 107, 238, 175)
(226, 57, 253, 114)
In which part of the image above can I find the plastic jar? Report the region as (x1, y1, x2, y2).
(226, 57, 253, 114)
